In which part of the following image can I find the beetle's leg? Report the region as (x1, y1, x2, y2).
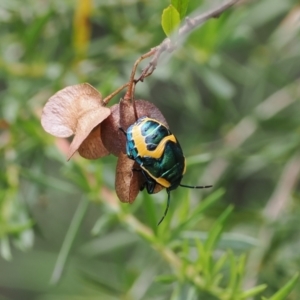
(144, 181, 156, 194)
(131, 165, 157, 193)
(157, 189, 171, 226)
(131, 168, 147, 191)
(140, 169, 156, 194)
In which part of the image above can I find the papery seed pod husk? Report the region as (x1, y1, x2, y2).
(100, 103, 125, 157)
(116, 152, 164, 201)
(115, 153, 145, 203)
(101, 99, 168, 156)
(119, 97, 138, 131)
(41, 83, 111, 159)
(77, 125, 109, 159)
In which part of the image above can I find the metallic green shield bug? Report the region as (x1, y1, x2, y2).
(123, 116, 212, 225)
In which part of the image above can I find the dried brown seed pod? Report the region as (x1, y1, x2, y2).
(101, 99, 168, 156)
(78, 125, 109, 159)
(115, 153, 145, 203)
(41, 83, 111, 159)
(115, 153, 164, 203)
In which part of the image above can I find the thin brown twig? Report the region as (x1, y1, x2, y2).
(135, 42, 170, 83)
(102, 82, 129, 105)
(123, 48, 156, 101)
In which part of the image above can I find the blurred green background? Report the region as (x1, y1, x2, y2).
(0, 0, 300, 299)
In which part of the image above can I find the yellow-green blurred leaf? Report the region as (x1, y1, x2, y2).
(161, 5, 181, 38)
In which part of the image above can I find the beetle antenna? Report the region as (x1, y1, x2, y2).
(157, 189, 171, 226)
(179, 184, 213, 189)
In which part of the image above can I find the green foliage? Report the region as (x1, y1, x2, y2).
(263, 273, 299, 300)
(171, 0, 190, 20)
(0, 0, 299, 299)
(161, 5, 181, 37)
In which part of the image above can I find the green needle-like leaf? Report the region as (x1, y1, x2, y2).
(155, 274, 177, 284)
(205, 205, 234, 252)
(50, 197, 89, 285)
(268, 273, 299, 300)
(240, 284, 267, 299)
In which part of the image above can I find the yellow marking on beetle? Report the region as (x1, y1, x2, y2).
(135, 135, 177, 158)
(141, 166, 171, 188)
(182, 158, 186, 175)
(131, 118, 176, 159)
